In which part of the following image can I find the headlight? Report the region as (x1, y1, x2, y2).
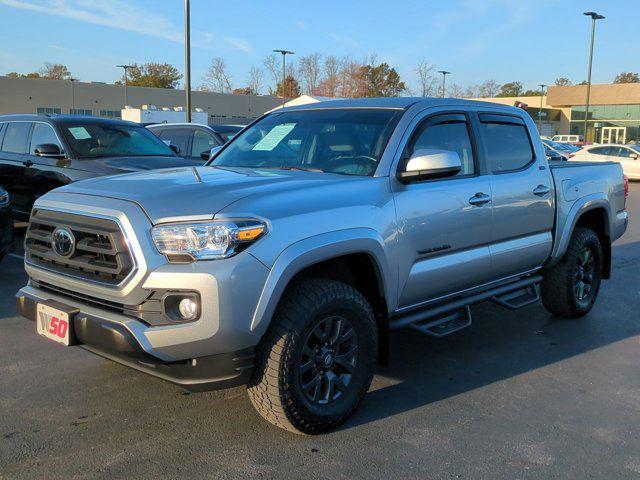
(151, 219, 266, 261)
(0, 191, 8, 206)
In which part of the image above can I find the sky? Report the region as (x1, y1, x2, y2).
(0, 0, 638, 94)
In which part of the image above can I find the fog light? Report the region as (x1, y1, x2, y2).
(178, 297, 199, 320)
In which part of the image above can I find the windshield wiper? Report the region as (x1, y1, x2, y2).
(259, 165, 324, 173)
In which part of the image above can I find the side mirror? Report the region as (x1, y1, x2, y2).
(200, 150, 211, 161)
(169, 144, 180, 155)
(630, 153, 639, 160)
(397, 149, 462, 183)
(34, 143, 65, 158)
(206, 145, 222, 160)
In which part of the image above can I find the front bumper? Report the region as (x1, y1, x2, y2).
(17, 290, 255, 392)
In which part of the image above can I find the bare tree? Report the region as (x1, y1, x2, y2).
(449, 83, 465, 98)
(202, 57, 232, 93)
(263, 54, 280, 95)
(555, 77, 572, 86)
(464, 84, 480, 98)
(316, 55, 343, 97)
(339, 58, 366, 98)
(247, 66, 264, 95)
(477, 79, 500, 98)
(415, 60, 437, 97)
(298, 53, 322, 95)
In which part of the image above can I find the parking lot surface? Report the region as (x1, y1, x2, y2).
(1, 185, 639, 480)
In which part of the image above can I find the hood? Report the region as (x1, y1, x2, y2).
(60, 166, 365, 223)
(83, 155, 203, 174)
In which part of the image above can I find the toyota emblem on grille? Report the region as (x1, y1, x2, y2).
(52, 227, 75, 258)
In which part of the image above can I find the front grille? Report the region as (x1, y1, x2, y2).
(25, 209, 135, 285)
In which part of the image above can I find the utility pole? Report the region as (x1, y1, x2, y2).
(273, 49, 294, 108)
(69, 78, 77, 113)
(185, 0, 192, 122)
(437, 70, 451, 98)
(538, 84, 546, 134)
(583, 11, 605, 142)
(116, 65, 132, 107)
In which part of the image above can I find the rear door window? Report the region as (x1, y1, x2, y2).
(588, 146, 610, 156)
(479, 116, 534, 173)
(1, 122, 31, 154)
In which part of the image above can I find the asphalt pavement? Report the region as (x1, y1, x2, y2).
(1, 185, 639, 480)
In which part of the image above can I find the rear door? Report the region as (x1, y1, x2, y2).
(0, 121, 32, 216)
(478, 113, 555, 279)
(392, 110, 493, 308)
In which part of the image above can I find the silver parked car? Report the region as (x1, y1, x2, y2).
(17, 98, 628, 433)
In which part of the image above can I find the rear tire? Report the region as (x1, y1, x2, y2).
(541, 227, 603, 318)
(247, 279, 377, 434)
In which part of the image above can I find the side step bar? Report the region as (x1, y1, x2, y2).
(390, 274, 542, 332)
(410, 306, 472, 337)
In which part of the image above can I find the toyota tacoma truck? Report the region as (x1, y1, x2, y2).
(16, 98, 629, 434)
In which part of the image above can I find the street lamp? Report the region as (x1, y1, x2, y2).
(583, 11, 605, 142)
(437, 71, 451, 98)
(538, 84, 546, 134)
(273, 49, 295, 107)
(184, 0, 192, 122)
(116, 65, 133, 107)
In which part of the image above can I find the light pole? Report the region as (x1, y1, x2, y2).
(184, 0, 192, 122)
(69, 77, 77, 113)
(538, 84, 546, 134)
(273, 49, 294, 107)
(437, 70, 450, 98)
(116, 65, 133, 107)
(583, 11, 605, 142)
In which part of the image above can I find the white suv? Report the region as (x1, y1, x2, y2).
(552, 134, 584, 145)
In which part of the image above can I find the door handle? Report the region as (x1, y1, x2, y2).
(468, 192, 491, 206)
(532, 184, 550, 196)
(23, 159, 34, 167)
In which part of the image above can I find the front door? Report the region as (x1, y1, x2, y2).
(0, 121, 32, 217)
(393, 112, 493, 309)
(602, 126, 626, 144)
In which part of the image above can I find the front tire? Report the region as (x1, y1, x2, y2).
(247, 279, 378, 434)
(541, 227, 603, 318)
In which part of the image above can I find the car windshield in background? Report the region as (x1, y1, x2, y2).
(60, 123, 176, 159)
(210, 109, 403, 176)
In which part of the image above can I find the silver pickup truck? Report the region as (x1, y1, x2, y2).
(16, 98, 629, 434)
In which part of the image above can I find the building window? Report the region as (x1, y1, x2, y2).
(36, 107, 62, 115)
(70, 108, 92, 116)
(99, 110, 121, 118)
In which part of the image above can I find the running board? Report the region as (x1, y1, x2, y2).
(389, 274, 543, 332)
(409, 306, 472, 337)
(491, 285, 540, 310)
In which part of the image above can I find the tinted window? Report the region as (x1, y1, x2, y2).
(156, 128, 190, 157)
(1, 122, 31, 154)
(212, 109, 402, 176)
(407, 119, 475, 175)
(191, 130, 220, 157)
(480, 122, 534, 172)
(30, 123, 62, 154)
(59, 122, 175, 158)
(613, 147, 638, 158)
(589, 146, 610, 155)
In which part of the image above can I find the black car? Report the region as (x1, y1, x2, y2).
(146, 123, 225, 161)
(0, 187, 13, 262)
(0, 114, 201, 220)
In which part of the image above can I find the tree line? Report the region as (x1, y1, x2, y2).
(6, 61, 640, 98)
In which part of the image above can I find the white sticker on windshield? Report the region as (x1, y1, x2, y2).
(68, 127, 92, 140)
(252, 123, 296, 151)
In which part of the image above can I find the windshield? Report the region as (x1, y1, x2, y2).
(60, 122, 176, 159)
(210, 109, 403, 176)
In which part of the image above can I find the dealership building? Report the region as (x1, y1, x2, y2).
(474, 82, 640, 144)
(0, 76, 283, 124)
